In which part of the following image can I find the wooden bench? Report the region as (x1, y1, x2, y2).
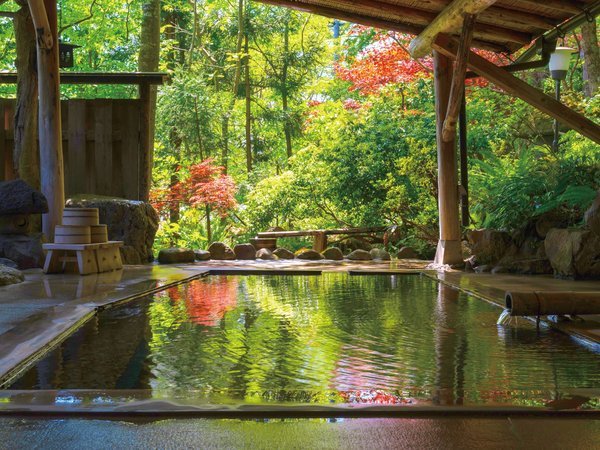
(256, 227, 387, 253)
(43, 241, 124, 275)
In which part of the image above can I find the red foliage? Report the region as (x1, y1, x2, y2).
(150, 158, 237, 217)
(335, 27, 513, 94)
(335, 30, 432, 95)
(167, 277, 239, 326)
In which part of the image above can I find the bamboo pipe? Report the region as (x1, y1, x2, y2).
(505, 291, 600, 316)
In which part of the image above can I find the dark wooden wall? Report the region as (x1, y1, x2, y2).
(0, 98, 142, 200)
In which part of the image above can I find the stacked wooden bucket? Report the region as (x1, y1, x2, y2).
(54, 208, 108, 244)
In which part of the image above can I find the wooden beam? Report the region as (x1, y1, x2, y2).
(28, 0, 64, 240)
(26, 0, 53, 49)
(0, 72, 168, 85)
(433, 50, 462, 266)
(433, 34, 600, 145)
(514, 0, 584, 15)
(409, 0, 498, 58)
(255, 0, 509, 53)
(442, 14, 475, 142)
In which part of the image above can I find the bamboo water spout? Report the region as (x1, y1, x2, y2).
(505, 291, 600, 316)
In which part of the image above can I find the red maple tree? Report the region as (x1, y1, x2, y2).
(335, 27, 512, 95)
(150, 158, 237, 218)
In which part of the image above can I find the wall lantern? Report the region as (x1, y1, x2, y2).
(59, 42, 81, 68)
(549, 47, 574, 152)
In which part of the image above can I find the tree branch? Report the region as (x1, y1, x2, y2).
(58, 0, 98, 36)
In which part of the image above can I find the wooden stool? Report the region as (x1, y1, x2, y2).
(43, 241, 123, 275)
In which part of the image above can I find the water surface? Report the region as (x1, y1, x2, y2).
(11, 274, 600, 407)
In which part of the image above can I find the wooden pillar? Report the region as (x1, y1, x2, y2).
(459, 93, 469, 227)
(433, 51, 462, 265)
(29, 0, 64, 240)
(138, 82, 152, 201)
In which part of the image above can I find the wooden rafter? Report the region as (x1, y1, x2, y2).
(442, 14, 475, 143)
(433, 34, 600, 145)
(257, 0, 510, 52)
(409, 0, 498, 58)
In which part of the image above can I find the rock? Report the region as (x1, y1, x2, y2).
(461, 240, 472, 259)
(492, 259, 553, 275)
(158, 248, 195, 264)
(234, 243, 256, 260)
(322, 247, 344, 260)
(466, 229, 512, 265)
(0, 179, 48, 215)
(296, 249, 324, 260)
(273, 248, 295, 259)
(545, 228, 600, 279)
(0, 233, 44, 269)
(337, 237, 372, 253)
(194, 250, 211, 261)
(0, 257, 17, 269)
(256, 248, 277, 260)
(370, 248, 391, 261)
(67, 195, 158, 264)
(208, 242, 235, 260)
(584, 191, 600, 235)
(397, 246, 418, 259)
(346, 249, 373, 261)
(267, 226, 285, 232)
(0, 264, 24, 286)
(535, 209, 569, 239)
(474, 264, 492, 273)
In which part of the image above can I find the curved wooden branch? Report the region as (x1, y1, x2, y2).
(27, 0, 53, 49)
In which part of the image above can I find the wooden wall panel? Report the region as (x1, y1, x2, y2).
(0, 98, 142, 199)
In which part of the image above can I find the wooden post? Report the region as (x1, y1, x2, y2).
(433, 51, 462, 266)
(442, 14, 475, 142)
(459, 93, 470, 227)
(28, 0, 64, 240)
(138, 82, 151, 201)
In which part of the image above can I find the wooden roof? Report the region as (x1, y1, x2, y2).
(256, 0, 599, 54)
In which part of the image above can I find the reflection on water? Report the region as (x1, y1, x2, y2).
(10, 274, 600, 407)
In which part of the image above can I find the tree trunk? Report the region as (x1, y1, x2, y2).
(137, 0, 160, 200)
(221, 115, 229, 174)
(32, 0, 65, 240)
(282, 21, 292, 158)
(205, 204, 212, 243)
(581, 20, 600, 98)
(244, 33, 252, 173)
(14, 2, 39, 189)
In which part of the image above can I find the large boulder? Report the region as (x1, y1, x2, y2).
(534, 209, 570, 239)
(296, 249, 324, 260)
(234, 243, 256, 260)
(0, 233, 44, 269)
(195, 250, 211, 261)
(322, 247, 344, 260)
(0, 257, 17, 269)
(158, 248, 195, 264)
(397, 246, 418, 259)
(545, 228, 600, 279)
(337, 237, 372, 254)
(256, 248, 277, 260)
(346, 249, 373, 261)
(0, 264, 24, 286)
(67, 195, 158, 264)
(466, 229, 512, 266)
(273, 248, 295, 259)
(370, 248, 391, 261)
(208, 242, 235, 260)
(0, 179, 48, 215)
